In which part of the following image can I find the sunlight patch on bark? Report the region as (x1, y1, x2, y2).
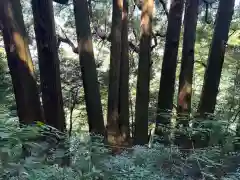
(79, 38, 94, 54)
(178, 81, 192, 110)
(122, 9, 127, 20)
(117, 0, 123, 10)
(140, 0, 154, 35)
(13, 32, 34, 74)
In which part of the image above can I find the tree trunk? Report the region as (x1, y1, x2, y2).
(107, 0, 122, 145)
(134, 0, 154, 145)
(119, 0, 130, 144)
(156, 0, 184, 137)
(0, 0, 43, 124)
(177, 0, 199, 126)
(31, 0, 66, 132)
(73, 0, 105, 136)
(197, 0, 235, 117)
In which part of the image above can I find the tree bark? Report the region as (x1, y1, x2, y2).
(31, 0, 66, 132)
(107, 0, 123, 145)
(119, 0, 130, 143)
(156, 0, 184, 136)
(198, 0, 235, 117)
(73, 0, 105, 136)
(0, 0, 43, 124)
(134, 0, 154, 145)
(177, 0, 199, 126)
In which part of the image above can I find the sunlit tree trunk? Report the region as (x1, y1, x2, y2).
(119, 0, 130, 144)
(177, 0, 199, 126)
(198, 0, 235, 117)
(134, 0, 154, 145)
(0, 0, 42, 124)
(107, 0, 123, 145)
(156, 0, 184, 137)
(31, 0, 66, 132)
(73, 0, 105, 136)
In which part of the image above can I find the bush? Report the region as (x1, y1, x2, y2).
(0, 119, 240, 180)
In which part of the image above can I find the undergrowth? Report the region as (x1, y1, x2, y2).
(0, 118, 240, 180)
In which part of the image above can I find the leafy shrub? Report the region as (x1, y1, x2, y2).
(0, 119, 240, 180)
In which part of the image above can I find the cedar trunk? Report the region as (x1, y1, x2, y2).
(134, 0, 154, 145)
(0, 0, 42, 124)
(119, 0, 130, 143)
(31, 0, 66, 132)
(73, 0, 105, 135)
(177, 0, 199, 126)
(107, 0, 122, 145)
(198, 0, 235, 117)
(156, 0, 184, 135)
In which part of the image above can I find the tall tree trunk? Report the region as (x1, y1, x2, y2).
(177, 0, 199, 126)
(107, 0, 123, 145)
(73, 0, 105, 136)
(31, 0, 66, 132)
(0, 0, 42, 124)
(134, 0, 154, 145)
(156, 0, 184, 137)
(197, 0, 235, 117)
(119, 0, 130, 143)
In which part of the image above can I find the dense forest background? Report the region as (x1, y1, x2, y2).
(0, 0, 240, 179)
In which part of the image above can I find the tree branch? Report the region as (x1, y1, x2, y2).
(158, 0, 169, 17)
(93, 27, 140, 53)
(57, 27, 78, 54)
(57, 35, 78, 54)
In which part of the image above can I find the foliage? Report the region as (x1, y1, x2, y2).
(0, 119, 240, 180)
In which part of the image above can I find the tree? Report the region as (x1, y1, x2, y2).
(31, 0, 66, 132)
(134, 0, 154, 145)
(177, 0, 199, 126)
(107, 0, 123, 145)
(156, 0, 184, 137)
(198, 0, 235, 117)
(0, 0, 43, 124)
(73, 0, 105, 135)
(119, 0, 130, 143)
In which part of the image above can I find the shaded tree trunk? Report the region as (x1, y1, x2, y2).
(0, 0, 43, 124)
(177, 0, 199, 126)
(119, 0, 130, 143)
(156, 0, 184, 137)
(73, 0, 105, 136)
(107, 0, 123, 145)
(31, 0, 66, 132)
(134, 0, 154, 145)
(197, 0, 235, 117)
(175, 0, 199, 149)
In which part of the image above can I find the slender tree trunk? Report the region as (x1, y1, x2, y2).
(177, 0, 199, 126)
(107, 0, 123, 145)
(197, 0, 235, 117)
(174, 0, 199, 149)
(134, 0, 154, 145)
(0, 0, 42, 124)
(31, 0, 66, 132)
(119, 0, 130, 143)
(73, 0, 105, 136)
(156, 0, 184, 137)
